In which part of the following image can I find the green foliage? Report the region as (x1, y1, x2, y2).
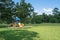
(0, 24, 9, 28)
(15, 0, 34, 23)
(34, 15, 42, 23)
(0, 0, 15, 23)
(53, 8, 60, 23)
(32, 8, 60, 23)
(0, 0, 60, 24)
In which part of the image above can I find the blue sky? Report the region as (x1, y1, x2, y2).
(13, 0, 60, 15)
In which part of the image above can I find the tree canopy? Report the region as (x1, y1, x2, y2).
(0, 0, 60, 24)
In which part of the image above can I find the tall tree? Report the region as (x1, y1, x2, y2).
(42, 13, 49, 23)
(31, 12, 37, 24)
(53, 8, 60, 23)
(53, 8, 59, 14)
(0, 0, 15, 23)
(16, 0, 34, 23)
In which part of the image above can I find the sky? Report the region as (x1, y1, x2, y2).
(13, 0, 60, 15)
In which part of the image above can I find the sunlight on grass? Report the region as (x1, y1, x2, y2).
(27, 26, 60, 40)
(0, 24, 60, 40)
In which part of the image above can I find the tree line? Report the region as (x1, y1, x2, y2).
(0, 0, 60, 24)
(33, 8, 60, 24)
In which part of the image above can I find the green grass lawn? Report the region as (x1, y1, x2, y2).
(0, 23, 60, 40)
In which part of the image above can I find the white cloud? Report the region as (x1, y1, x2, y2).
(43, 8, 53, 12)
(34, 8, 53, 15)
(42, 8, 53, 14)
(34, 9, 42, 15)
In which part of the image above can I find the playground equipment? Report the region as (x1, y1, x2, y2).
(18, 23, 24, 28)
(11, 22, 24, 28)
(11, 15, 25, 28)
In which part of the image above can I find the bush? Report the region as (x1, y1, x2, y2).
(0, 24, 9, 28)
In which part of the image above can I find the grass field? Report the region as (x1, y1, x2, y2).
(0, 23, 60, 40)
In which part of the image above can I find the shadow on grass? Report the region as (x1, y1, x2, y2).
(0, 30, 40, 40)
